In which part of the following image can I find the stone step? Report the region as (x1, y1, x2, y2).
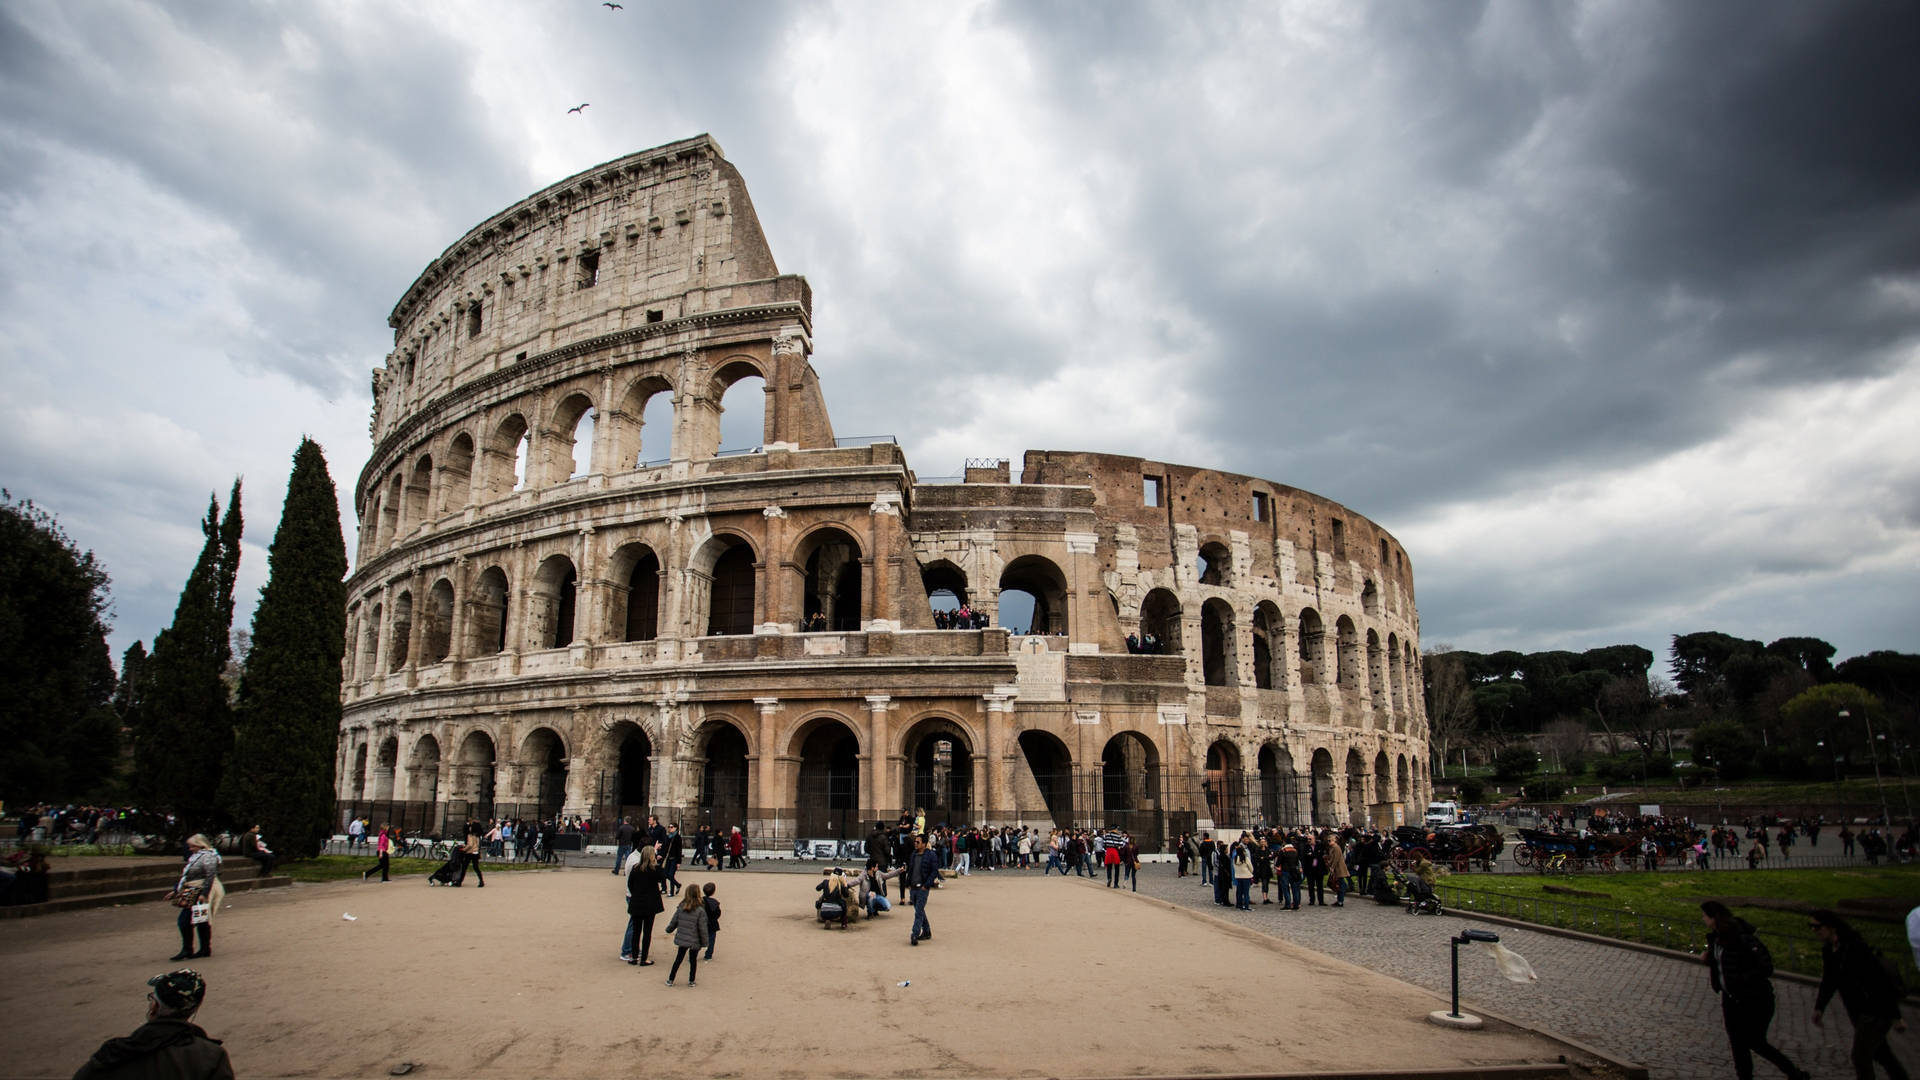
(0, 875, 293, 919)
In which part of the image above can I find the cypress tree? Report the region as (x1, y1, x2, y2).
(135, 482, 242, 836)
(223, 439, 346, 859)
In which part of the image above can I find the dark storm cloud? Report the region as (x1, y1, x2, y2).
(0, 3, 523, 393)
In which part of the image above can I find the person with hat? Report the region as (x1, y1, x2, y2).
(73, 969, 233, 1079)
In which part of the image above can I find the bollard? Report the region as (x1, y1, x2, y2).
(1430, 928, 1500, 1029)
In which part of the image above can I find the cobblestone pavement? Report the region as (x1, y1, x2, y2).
(1025, 863, 1916, 1080)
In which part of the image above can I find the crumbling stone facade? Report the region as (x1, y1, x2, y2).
(337, 135, 1431, 846)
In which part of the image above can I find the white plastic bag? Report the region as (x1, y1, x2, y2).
(1480, 940, 1537, 983)
(190, 901, 211, 925)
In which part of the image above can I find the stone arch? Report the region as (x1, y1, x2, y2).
(1386, 632, 1402, 727)
(608, 541, 663, 642)
(485, 412, 530, 499)
(1344, 747, 1367, 826)
(1204, 738, 1246, 827)
(381, 473, 402, 547)
(351, 741, 368, 799)
(1309, 747, 1335, 826)
(442, 432, 475, 513)
(900, 714, 976, 829)
(1139, 588, 1181, 654)
(692, 716, 751, 830)
(615, 372, 676, 467)
(1257, 743, 1299, 826)
(518, 726, 569, 819)
(424, 578, 454, 663)
(451, 729, 496, 805)
(361, 602, 382, 677)
(388, 591, 413, 671)
(1396, 753, 1410, 806)
(530, 554, 578, 649)
(1252, 601, 1284, 690)
(1366, 629, 1387, 712)
(921, 559, 969, 617)
(407, 734, 441, 803)
(1016, 729, 1073, 823)
(1335, 616, 1360, 692)
(1201, 597, 1237, 687)
(602, 720, 653, 820)
(999, 554, 1069, 635)
(691, 532, 758, 636)
(791, 714, 862, 837)
(794, 525, 863, 631)
(372, 735, 398, 800)
(1197, 539, 1232, 587)
(1373, 750, 1392, 825)
(466, 565, 510, 656)
(542, 391, 596, 486)
(406, 454, 433, 531)
(710, 357, 768, 458)
(1101, 729, 1162, 822)
(1298, 608, 1325, 685)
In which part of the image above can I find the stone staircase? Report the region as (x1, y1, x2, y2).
(0, 857, 291, 919)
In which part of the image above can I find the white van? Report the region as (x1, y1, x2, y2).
(1424, 801, 1462, 826)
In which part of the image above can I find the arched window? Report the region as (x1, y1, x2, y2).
(443, 433, 475, 513)
(425, 578, 454, 663)
(999, 555, 1069, 636)
(921, 561, 969, 620)
(468, 567, 510, 656)
(715, 366, 766, 455)
(548, 393, 594, 484)
(1252, 602, 1283, 690)
(1367, 629, 1386, 710)
(485, 414, 530, 499)
(1201, 597, 1236, 687)
(1197, 541, 1230, 587)
(532, 555, 578, 649)
(1298, 608, 1325, 684)
(1138, 588, 1181, 654)
(799, 528, 863, 631)
(406, 455, 433, 530)
(388, 591, 412, 671)
(610, 543, 661, 642)
(700, 538, 756, 636)
(1335, 616, 1360, 691)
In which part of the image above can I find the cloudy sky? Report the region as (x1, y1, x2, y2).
(3, 1, 1916, 671)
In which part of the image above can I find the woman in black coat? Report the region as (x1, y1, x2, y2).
(1809, 909, 1908, 1080)
(1702, 900, 1809, 1080)
(624, 848, 666, 966)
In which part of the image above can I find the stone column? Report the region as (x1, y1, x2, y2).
(865, 695, 891, 822)
(982, 688, 1017, 825)
(1065, 532, 1097, 649)
(754, 698, 781, 840)
(761, 505, 790, 632)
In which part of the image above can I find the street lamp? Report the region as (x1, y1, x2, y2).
(1849, 708, 1892, 825)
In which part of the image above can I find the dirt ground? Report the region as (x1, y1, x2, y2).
(4, 866, 1576, 1078)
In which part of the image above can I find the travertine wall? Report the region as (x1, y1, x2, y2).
(337, 136, 1430, 845)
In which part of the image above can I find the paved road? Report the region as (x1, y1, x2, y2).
(1024, 862, 1915, 1080)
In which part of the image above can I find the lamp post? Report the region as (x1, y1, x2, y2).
(1850, 708, 1892, 825)
(1881, 734, 1913, 820)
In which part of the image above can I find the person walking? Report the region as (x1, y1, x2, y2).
(613, 817, 634, 876)
(623, 848, 664, 966)
(907, 832, 941, 946)
(1302, 835, 1327, 907)
(360, 824, 391, 882)
(1326, 835, 1350, 908)
(451, 821, 485, 887)
(1103, 835, 1123, 888)
(167, 835, 223, 961)
(1702, 900, 1810, 1080)
(662, 823, 684, 894)
(1810, 909, 1910, 1080)
(73, 969, 232, 1080)
(663, 883, 707, 987)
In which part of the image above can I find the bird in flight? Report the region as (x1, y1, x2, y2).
(603, 2, 622, 8)
(568, 103, 590, 114)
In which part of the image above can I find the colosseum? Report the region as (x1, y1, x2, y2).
(335, 135, 1431, 850)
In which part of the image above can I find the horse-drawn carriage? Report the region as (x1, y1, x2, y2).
(1513, 828, 1639, 871)
(1389, 824, 1504, 873)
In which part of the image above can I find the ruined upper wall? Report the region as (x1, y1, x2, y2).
(1020, 449, 1414, 599)
(369, 135, 808, 445)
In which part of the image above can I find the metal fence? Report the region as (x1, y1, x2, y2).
(1434, 882, 1920, 987)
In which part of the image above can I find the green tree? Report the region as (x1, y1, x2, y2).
(1423, 646, 1477, 777)
(222, 440, 346, 860)
(1493, 744, 1539, 781)
(134, 482, 242, 835)
(0, 492, 121, 801)
(1779, 683, 1884, 780)
(1688, 718, 1757, 781)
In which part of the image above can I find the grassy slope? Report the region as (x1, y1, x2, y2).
(1435, 865, 1920, 983)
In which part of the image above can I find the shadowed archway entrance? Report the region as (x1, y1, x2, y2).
(795, 719, 860, 838)
(903, 717, 974, 829)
